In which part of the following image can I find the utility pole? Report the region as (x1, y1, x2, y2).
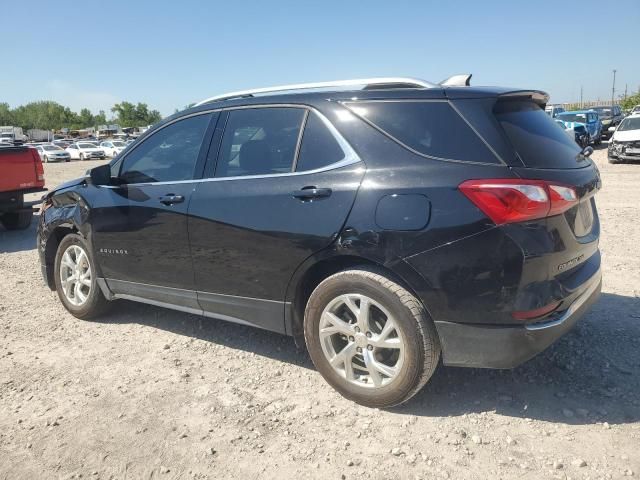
(580, 85, 583, 108)
(611, 69, 617, 106)
(624, 84, 628, 101)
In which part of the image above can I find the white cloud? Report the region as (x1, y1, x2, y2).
(45, 80, 120, 114)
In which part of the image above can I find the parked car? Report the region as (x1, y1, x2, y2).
(545, 105, 565, 118)
(555, 120, 589, 148)
(52, 139, 73, 149)
(34, 144, 71, 163)
(588, 105, 623, 139)
(0, 145, 45, 229)
(99, 140, 127, 157)
(556, 110, 602, 145)
(608, 113, 640, 164)
(65, 142, 106, 160)
(631, 105, 640, 114)
(38, 76, 602, 407)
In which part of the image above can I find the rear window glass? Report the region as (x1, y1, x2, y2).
(495, 101, 584, 169)
(344, 101, 499, 164)
(295, 112, 345, 172)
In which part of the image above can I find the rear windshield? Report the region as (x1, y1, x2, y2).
(344, 101, 500, 164)
(494, 101, 584, 169)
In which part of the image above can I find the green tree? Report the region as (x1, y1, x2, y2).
(111, 102, 162, 127)
(0, 102, 14, 125)
(94, 110, 107, 126)
(78, 108, 94, 128)
(620, 91, 640, 111)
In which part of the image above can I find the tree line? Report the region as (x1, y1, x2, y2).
(0, 101, 162, 131)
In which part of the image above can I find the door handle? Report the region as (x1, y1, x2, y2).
(292, 187, 332, 200)
(159, 194, 185, 205)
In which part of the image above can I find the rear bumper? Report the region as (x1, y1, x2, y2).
(435, 269, 602, 368)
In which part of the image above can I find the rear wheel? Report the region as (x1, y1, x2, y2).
(1, 211, 32, 230)
(304, 268, 440, 408)
(54, 234, 110, 319)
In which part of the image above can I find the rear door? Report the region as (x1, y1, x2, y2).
(93, 112, 217, 309)
(188, 106, 365, 332)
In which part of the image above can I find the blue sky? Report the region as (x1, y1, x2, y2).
(2, 0, 639, 116)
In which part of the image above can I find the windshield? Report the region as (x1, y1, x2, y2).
(590, 107, 611, 116)
(0, 133, 12, 138)
(618, 117, 640, 131)
(557, 113, 588, 123)
(78, 143, 95, 148)
(43, 145, 62, 151)
(113, 141, 126, 147)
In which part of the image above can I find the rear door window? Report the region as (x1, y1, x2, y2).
(215, 107, 305, 178)
(344, 101, 500, 164)
(494, 101, 584, 169)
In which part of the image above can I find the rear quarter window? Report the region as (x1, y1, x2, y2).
(344, 101, 500, 164)
(494, 101, 584, 169)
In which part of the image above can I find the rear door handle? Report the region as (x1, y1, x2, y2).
(159, 194, 185, 205)
(292, 187, 332, 200)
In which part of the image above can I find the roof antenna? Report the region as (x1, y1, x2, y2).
(439, 74, 472, 87)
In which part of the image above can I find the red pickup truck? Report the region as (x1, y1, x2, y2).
(0, 145, 46, 230)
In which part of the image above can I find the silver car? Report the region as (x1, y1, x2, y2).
(34, 144, 71, 163)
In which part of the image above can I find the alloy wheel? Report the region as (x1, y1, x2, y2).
(319, 293, 405, 389)
(59, 245, 92, 306)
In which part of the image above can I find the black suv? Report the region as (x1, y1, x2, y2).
(38, 76, 602, 407)
(590, 105, 624, 139)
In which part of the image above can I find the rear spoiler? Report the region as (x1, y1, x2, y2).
(498, 90, 550, 106)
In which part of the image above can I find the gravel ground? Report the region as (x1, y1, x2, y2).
(1, 149, 639, 480)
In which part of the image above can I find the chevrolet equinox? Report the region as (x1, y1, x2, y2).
(38, 75, 602, 407)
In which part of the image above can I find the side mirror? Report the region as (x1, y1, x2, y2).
(85, 163, 112, 186)
(582, 146, 594, 157)
(608, 127, 615, 132)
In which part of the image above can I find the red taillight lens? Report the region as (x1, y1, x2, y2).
(459, 179, 578, 225)
(512, 301, 561, 320)
(30, 148, 45, 183)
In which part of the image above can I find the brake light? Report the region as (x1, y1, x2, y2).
(30, 148, 45, 183)
(459, 179, 578, 225)
(512, 300, 561, 320)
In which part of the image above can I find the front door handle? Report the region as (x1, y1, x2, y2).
(292, 187, 332, 200)
(159, 194, 185, 205)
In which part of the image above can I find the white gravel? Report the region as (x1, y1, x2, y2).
(1, 149, 639, 479)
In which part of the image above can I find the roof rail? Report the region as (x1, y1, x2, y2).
(193, 77, 438, 106)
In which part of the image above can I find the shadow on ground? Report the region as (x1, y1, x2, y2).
(95, 290, 640, 426)
(0, 213, 39, 254)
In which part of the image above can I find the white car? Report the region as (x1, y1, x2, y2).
(65, 142, 106, 161)
(34, 144, 71, 163)
(99, 140, 127, 157)
(608, 113, 640, 164)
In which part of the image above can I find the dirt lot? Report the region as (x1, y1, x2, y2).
(1, 149, 639, 480)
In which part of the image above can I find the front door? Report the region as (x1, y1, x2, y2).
(92, 112, 216, 309)
(188, 107, 365, 332)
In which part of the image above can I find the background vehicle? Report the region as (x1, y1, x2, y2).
(608, 113, 640, 163)
(38, 77, 602, 408)
(34, 144, 71, 163)
(99, 140, 127, 157)
(65, 142, 106, 160)
(52, 139, 73, 149)
(557, 110, 603, 145)
(0, 126, 28, 144)
(27, 129, 53, 142)
(545, 105, 565, 117)
(589, 105, 623, 139)
(0, 145, 45, 229)
(555, 119, 590, 148)
(631, 105, 640, 114)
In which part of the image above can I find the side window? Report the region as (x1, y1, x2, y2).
(345, 101, 499, 164)
(295, 112, 345, 172)
(215, 107, 305, 178)
(119, 113, 212, 184)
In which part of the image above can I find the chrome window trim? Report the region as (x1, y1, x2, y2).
(341, 99, 506, 166)
(119, 104, 363, 187)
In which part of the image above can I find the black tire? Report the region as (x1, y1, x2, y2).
(304, 268, 440, 408)
(53, 233, 110, 319)
(0, 211, 32, 230)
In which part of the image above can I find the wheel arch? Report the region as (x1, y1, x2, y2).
(285, 251, 430, 349)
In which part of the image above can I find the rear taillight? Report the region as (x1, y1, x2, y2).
(459, 179, 578, 225)
(30, 148, 45, 183)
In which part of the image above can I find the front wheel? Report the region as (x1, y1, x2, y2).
(54, 234, 110, 319)
(304, 268, 440, 408)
